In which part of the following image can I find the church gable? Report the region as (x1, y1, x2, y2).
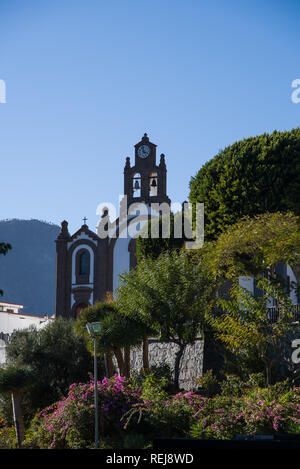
(55, 134, 171, 318)
(68, 224, 99, 246)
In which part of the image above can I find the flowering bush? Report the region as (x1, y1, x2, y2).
(30, 375, 300, 448)
(125, 390, 208, 439)
(31, 374, 143, 449)
(0, 417, 16, 449)
(190, 385, 300, 439)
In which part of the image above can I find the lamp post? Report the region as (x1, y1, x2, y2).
(86, 321, 103, 449)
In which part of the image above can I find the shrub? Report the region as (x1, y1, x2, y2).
(190, 384, 300, 439)
(31, 375, 143, 449)
(194, 370, 220, 397)
(125, 390, 206, 439)
(0, 418, 16, 449)
(29, 375, 300, 448)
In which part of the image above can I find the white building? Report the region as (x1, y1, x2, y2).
(0, 301, 53, 365)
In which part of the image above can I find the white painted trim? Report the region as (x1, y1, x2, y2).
(71, 244, 94, 285)
(68, 233, 97, 248)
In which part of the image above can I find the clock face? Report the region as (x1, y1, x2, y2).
(138, 144, 150, 158)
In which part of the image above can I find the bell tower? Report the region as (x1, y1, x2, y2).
(123, 133, 171, 208)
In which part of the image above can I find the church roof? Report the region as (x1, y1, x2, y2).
(69, 224, 100, 242)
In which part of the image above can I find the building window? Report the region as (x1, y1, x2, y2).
(79, 251, 90, 276)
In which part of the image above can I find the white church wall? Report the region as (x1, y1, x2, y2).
(112, 216, 149, 292)
(113, 237, 130, 292)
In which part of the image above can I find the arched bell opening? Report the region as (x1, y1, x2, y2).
(132, 173, 141, 198)
(149, 172, 158, 197)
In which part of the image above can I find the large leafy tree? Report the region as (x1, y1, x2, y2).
(188, 211, 300, 377)
(4, 317, 93, 422)
(74, 301, 154, 377)
(199, 212, 300, 285)
(189, 128, 300, 240)
(207, 279, 298, 386)
(117, 250, 212, 389)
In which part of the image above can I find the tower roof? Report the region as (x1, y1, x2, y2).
(134, 133, 157, 148)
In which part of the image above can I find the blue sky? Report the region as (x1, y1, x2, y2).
(1, 0, 300, 234)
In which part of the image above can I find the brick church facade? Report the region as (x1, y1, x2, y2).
(55, 133, 171, 318)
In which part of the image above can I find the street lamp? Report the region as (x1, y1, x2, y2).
(86, 321, 103, 449)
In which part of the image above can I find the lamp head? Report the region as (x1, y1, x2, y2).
(86, 322, 102, 336)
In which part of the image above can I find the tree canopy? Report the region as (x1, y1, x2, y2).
(135, 211, 186, 262)
(4, 317, 93, 420)
(206, 279, 298, 386)
(199, 211, 300, 283)
(117, 249, 212, 388)
(189, 128, 300, 240)
(0, 366, 35, 394)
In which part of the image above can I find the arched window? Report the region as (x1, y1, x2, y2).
(79, 251, 90, 275)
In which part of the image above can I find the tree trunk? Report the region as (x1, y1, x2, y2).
(11, 391, 24, 448)
(113, 347, 125, 375)
(142, 336, 150, 371)
(174, 344, 185, 390)
(106, 351, 114, 377)
(124, 346, 131, 377)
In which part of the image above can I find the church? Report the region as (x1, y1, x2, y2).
(55, 133, 171, 318)
(54, 134, 204, 388)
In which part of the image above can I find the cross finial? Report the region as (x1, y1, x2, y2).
(83, 217, 88, 225)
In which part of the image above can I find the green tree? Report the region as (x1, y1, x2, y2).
(199, 212, 300, 284)
(0, 365, 35, 447)
(193, 212, 300, 378)
(136, 211, 186, 262)
(4, 317, 93, 421)
(75, 301, 154, 377)
(189, 128, 300, 240)
(207, 279, 298, 386)
(0, 241, 11, 295)
(117, 250, 212, 389)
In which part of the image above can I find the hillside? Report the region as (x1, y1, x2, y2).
(0, 219, 60, 316)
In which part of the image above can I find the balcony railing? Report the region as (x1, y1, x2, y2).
(266, 304, 300, 324)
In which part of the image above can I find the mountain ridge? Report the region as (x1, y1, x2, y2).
(0, 219, 60, 316)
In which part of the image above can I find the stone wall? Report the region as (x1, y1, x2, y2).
(129, 338, 204, 390)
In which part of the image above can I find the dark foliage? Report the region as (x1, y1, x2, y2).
(2, 318, 94, 423)
(189, 128, 300, 240)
